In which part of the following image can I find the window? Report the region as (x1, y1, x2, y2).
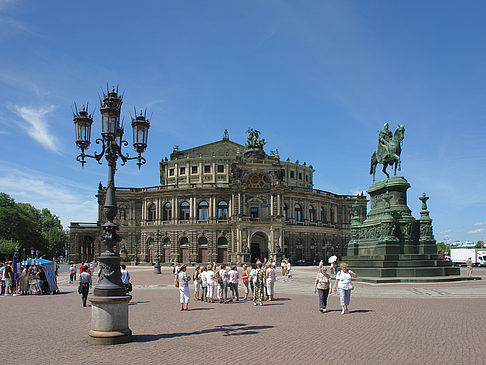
(217, 164, 224, 173)
(217, 200, 228, 219)
(163, 202, 172, 221)
(179, 167, 186, 175)
(169, 168, 174, 176)
(321, 207, 327, 223)
(198, 237, 208, 245)
(305, 175, 308, 182)
(204, 165, 211, 173)
(298, 172, 302, 180)
(250, 207, 259, 218)
(290, 171, 295, 178)
(180, 201, 190, 220)
(283, 203, 288, 220)
(198, 201, 209, 220)
(148, 203, 156, 221)
(191, 166, 198, 174)
(294, 203, 303, 222)
(309, 205, 315, 222)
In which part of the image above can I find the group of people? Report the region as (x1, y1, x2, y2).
(0, 262, 50, 296)
(69, 261, 97, 283)
(174, 260, 278, 311)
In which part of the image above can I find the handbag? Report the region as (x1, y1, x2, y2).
(128, 282, 133, 292)
(175, 280, 179, 288)
(348, 282, 354, 291)
(78, 285, 82, 294)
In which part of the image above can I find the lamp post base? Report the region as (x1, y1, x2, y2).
(88, 295, 132, 345)
(154, 261, 161, 274)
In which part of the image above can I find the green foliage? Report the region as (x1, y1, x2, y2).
(436, 241, 450, 255)
(0, 238, 18, 261)
(475, 241, 485, 248)
(0, 193, 68, 258)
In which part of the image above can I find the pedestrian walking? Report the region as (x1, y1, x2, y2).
(281, 260, 287, 277)
(333, 263, 357, 314)
(35, 265, 47, 295)
(206, 264, 215, 303)
(466, 257, 473, 277)
(286, 260, 292, 278)
(253, 262, 265, 306)
(314, 267, 331, 312)
(265, 262, 276, 301)
(241, 264, 249, 300)
(121, 265, 131, 294)
(78, 265, 92, 307)
(193, 265, 201, 301)
(178, 265, 191, 311)
(4, 261, 13, 296)
(0, 264, 5, 296)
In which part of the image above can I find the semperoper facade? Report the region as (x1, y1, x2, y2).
(69, 129, 366, 265)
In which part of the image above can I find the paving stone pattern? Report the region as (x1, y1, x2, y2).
(1, 266, 485, 364)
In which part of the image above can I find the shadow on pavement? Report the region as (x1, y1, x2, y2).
(132, 323, 274, 342)
(190, 307, 214, 311)
(349, 309, 373, 314)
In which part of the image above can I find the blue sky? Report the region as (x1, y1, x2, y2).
(0, 0, 485, 243)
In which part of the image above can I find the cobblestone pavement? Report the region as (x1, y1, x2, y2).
(1, 266, 485, 364)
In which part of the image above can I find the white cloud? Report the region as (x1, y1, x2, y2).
(468, 228, 484, 234)
(0, 165, 98, 229)
(474, 221, 486, 226)
(12, 104, 60, 153)
(0, 0, 18, 12)
(439, 229, 452, 234)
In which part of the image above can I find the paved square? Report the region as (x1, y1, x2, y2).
(2, 266, 485, 364)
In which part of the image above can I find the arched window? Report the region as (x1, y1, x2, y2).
(198, 237, 208, 245)
(180, 201, 190, 220)
(330, 206, 335, 224)
(309, 205, 315, 222)
(217, 200, 228, 219)
(283, 203, 288, 220)
(217, 237, 227, 245)
(294, 203, 302, 222)
(148, 203, 156, 221)
(198, 201, 209, 220)
(180, 237, 189, 245)
(163, 237, 171, 246)
(321, 207, 327, 223)
(162, 202, 172, 221)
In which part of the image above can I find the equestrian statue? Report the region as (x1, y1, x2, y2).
(370, 123, 405, 182)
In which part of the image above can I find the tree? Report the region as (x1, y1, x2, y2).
(475, 241, 485, 248)
(0, 238, 18, 262)
(436, 241, 450, 255)
(0, 193, 68, 258)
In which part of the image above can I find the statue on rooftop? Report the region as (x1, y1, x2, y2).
(246, 128, 266, 150)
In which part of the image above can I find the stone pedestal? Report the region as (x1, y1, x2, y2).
(153, 261, 161, 274)
(344, 176, 460, 282)
(88, 295, 132, 345)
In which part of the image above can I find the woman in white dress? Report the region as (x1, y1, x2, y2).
(178, 265, 191, 311)
(205, 264, 215, 303)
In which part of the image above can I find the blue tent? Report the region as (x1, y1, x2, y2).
(21, 258, 58, 292)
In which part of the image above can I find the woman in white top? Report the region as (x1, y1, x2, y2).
(205, 265, 215, 303)
(193, 265, 201, 301)
(178, 265, 191, 311)
(200, 267, 208, 302)
(218, 264, 229, 304)
(265, 262, 276, 301)
(333, 262, 357, 314)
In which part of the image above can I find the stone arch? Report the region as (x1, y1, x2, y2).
(250, 231, 269, 263)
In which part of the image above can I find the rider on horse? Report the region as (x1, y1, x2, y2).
(376, 123, 393, 164)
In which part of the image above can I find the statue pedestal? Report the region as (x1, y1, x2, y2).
(344, 176, 460, 282)
(88, 295, 132, 345)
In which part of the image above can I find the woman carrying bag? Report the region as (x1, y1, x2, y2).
(333, 263, 357, 315)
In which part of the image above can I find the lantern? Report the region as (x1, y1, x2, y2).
(73, 105, 93, 151)
(131, 111, 150, 153)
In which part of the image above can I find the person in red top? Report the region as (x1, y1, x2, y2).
(79, 265, 84, 273)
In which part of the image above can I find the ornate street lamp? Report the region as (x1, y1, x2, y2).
(73, 85, 151, 345)
(154, 229, 161, 274)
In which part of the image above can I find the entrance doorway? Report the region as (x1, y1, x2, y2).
(250, 232, 268, 262)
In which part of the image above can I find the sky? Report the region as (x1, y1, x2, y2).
(0, 0, 485, 243)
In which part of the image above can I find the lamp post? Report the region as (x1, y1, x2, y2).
(73, 85, 150, 345)
(154, 229, 161, 274)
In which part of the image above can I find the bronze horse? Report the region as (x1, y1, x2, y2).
(370, 125, 405, 182)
